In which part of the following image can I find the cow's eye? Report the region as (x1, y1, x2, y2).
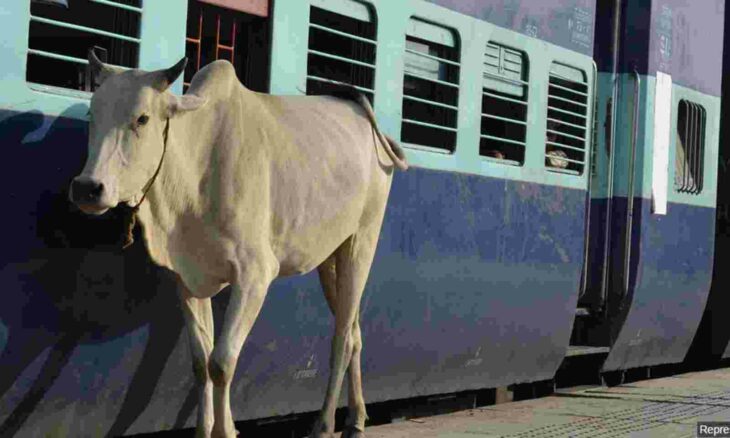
(137, 114, 149, 126)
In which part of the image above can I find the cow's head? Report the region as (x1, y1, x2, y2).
(70, 51, 206, 215)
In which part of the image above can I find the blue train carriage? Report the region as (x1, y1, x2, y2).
(273, 0, 598, 398)
(576, 0, 724, 377)
(0, 0, 599, 436)
(693, 0, 730, 364)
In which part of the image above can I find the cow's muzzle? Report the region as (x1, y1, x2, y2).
(70, 176, 111, 215)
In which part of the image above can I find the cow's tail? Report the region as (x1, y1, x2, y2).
(356, 95, 409, 171)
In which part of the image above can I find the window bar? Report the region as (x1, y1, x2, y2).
(548, 80, 589, 97)
(546, 140, 587, 154)
(482, 71, 528, 86)
(547, 117, 585, 132)
(404, 48, 460, 68)
(482, 113, 527, 126)
(28, 48, 130, 69)
(483, 91, 528, 106)
(688, 102, 696, 192)
(546, 155, 585, 166)
(698, 108, 707, 193)
(480, 134, 526, 147)
(307, 49, 375, 69)
(405, 72, 459, 89)
(403, 118, 458, 132)
(215, 13, 237, 63)
(548, 105, 587, 119)
(547, 128, 585, 142)
(403, 94, 458, 111)
(549, 93, 588, 108)
(28, 49, 88, 65)
(306, 75, 374, 94)
(692, 103, 700, 193)
(696, 103, 703, 193)
(683, 102, 690, 192)
(30, 15, 140, 43)
(682, 102, 690, 192)
(309, 23, 376, 45)
(89, 0, 142, 13)
(185, 9, 203, 89)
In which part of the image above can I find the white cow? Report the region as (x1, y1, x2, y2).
(70, 51, 407, 438)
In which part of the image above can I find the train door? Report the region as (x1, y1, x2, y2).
(572, 0, 723, 378)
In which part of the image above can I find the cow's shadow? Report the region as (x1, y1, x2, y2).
(0, 108, 210, 436)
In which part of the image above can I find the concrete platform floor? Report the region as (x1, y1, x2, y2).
(366, 368, 730, 437)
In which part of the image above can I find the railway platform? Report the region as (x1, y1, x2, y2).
(365, 368, 730, 437)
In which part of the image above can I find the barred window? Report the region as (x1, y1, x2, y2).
(544, 63, 589, 174)
(675, 100, 706, 194)
(27, 0, 142, 92)
(480, 42, 528, 164)
(185, 0, 270, 93)
(401, 19, 460, 153)
(306, 2, 376, 101)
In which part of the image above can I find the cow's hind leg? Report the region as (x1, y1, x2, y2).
(317, 256, 368, 438)
(208, 258, 278, 438)
(178, 282, 215, 438)
(312, 226, 380, 438)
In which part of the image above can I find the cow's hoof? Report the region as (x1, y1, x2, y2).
(341, 426, 365, 438)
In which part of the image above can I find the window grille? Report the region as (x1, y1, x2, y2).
(544, 63, 589, 174)
(401, 19, 460, 153)
(185, 1, 270, 93)
(27, 0, 142, 92)
(675, 100, 706, 194)
(306, 3, 377, 101)
(480, 42, 528, 164)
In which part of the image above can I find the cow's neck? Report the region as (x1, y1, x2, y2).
(134, 106, 218, 270)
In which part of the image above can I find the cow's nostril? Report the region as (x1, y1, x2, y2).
(89, 182, 104, 199)
(71, 178, 104, 204)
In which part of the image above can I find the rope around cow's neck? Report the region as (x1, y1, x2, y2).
(122, 118, 170, 249)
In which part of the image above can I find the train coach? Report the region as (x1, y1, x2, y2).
(0, 0, 725, 436)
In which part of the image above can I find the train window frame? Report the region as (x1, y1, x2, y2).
(543, 61, 590, 175)
(400, 17, 461, 154)
(674, 99, 706, 195)
(479, 41, 529, 166)
(25, 0, 143, 96)
(305, 0, 377, 101)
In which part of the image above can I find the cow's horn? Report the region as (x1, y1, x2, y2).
(88, 48, 117, 85)
(153, 57, 188, 91)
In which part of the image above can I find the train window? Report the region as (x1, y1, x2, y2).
(674, 100, 706, 194)
(480, 42, 528, 165)
(401, 19, 460, 153)
(185, 1, 271, 93)
(306, 2, 377, 101)
(26, 0, 142, 92)
(545, 62, 589, 174)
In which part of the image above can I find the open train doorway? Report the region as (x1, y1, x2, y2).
(184, 0, 271, 93)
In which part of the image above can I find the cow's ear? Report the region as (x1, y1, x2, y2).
(166, 93, 207, 116)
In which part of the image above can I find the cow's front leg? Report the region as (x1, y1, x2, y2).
(178, 282, 215, 438)
(208, 261, 277, 438)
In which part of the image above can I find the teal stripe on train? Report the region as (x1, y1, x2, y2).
(591, 72, 720, 208)
(270, 0, 596, 191)
(0, 0, 187, 121)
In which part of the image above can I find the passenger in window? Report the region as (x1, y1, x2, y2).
(546, 121, 568, 169)
(483, 150, 505, 160)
